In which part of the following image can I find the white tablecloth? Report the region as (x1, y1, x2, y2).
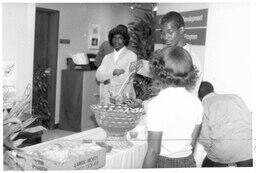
(22, 115, 206, 168)
(22, 127, 148, 169)
(69, 127, 148, 169)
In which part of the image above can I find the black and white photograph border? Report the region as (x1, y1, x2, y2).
(1, 0, 256, 172)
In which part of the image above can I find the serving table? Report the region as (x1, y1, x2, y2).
(21, 127, 147, 169)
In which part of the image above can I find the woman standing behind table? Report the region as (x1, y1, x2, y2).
(142, 46, 203, 168)
(96, 25, 137, 104)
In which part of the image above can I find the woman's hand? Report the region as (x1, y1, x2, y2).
(113, 69, 125, 76)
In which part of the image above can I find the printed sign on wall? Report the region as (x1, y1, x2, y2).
(184, 28, 207, 45)
(88, 24, 100, 49)
(154, 9, 208, 45)
(181, 8, 208, 27)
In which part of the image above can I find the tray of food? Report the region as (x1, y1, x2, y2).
(10, 140, 106, 170)
(82, 139, 113, 153)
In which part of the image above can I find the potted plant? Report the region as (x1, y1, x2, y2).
(32, 67, 51, 128)
(128, 11, 156, 100)
(3, 84, 46, 170)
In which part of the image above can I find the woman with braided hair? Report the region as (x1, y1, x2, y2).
(142, 46, 203, 168)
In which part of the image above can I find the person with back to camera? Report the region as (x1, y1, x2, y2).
(159, 11, 203, 96)
(142, 46, 203, 168)
(95, 25, 137, 104)
(198, 81, 253, 167)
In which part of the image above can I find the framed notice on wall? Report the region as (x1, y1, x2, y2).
(88, 24, 100, 49)
(89, 36, 99, 49)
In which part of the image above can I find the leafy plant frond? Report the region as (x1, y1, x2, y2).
(3, 84, 46, 149)
(3, 84, 47, 170)
(22, 117, 37, 128)
(4, 117, 23, 126)
(13, 139, 27, 148)
(128, 11, 156, 100)
(32, 67, 51, 128)
(23, 126, 47, 133)
(10, 132, 20, 141)
(4, 123, 22, 139)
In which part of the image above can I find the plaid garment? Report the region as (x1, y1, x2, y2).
(157, 154, 196, 168)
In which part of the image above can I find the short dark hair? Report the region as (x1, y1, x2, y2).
(149, 46, 198, 91)
(198, 81, 214, 100)
(108, 25, 130, 47)
(160, 11, 185, 29)
(116, 24, 128, 33)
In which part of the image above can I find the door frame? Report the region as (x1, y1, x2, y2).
(34, 7, 59, 129)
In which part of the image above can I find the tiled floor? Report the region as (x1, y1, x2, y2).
(41, 129, 77, 142)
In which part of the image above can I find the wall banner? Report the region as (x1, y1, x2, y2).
(184, 28, 207, 45)
(181, 9, 208, 28)
(154, 28, 207, 45)
(155, 9, 208, 29)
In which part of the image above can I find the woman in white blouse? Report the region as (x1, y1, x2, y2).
(143, 46, 203, 168)
(96, 25, 137, 104)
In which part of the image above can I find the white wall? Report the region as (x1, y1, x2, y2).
(204, 3, 253, 111)
(156, 3, 209, 73)
(252, 3, 256, 164)
(157, 2, 209, 14)
(36, 3, 143, 123)
(2, 3, 35, 99)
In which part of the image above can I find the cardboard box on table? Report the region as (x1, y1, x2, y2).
(10, 140, 106, 171)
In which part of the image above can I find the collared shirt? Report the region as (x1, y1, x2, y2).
(183, 44, 203, 96)
(146, 87, 203, 158)
(94, 41, 136, 67)
(113, 47, 125, 62)
(199, 93, 252, 163)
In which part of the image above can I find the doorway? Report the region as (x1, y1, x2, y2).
(32, 7, 59, 129)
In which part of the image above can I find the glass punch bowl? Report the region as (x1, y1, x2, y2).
(90, 104, 144, 149)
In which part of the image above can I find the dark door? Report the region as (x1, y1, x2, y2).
(32, 7, 59, 129)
